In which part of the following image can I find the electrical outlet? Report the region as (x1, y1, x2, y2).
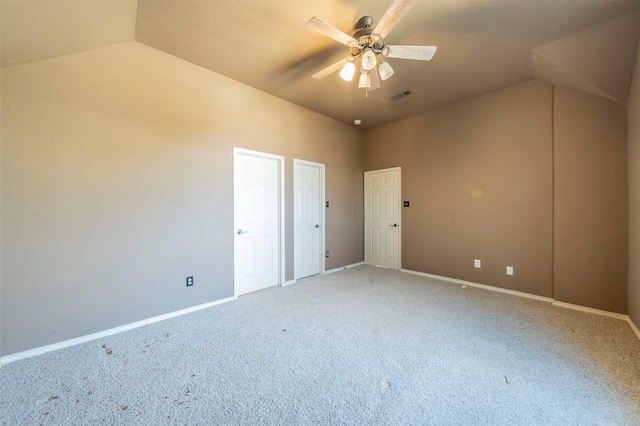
(506, 266, 514, 276)
(326, 251, 330, 258)
(403, 201, 410, 207)
(186, 276, 194, 287)
(474, 259, 481, 268)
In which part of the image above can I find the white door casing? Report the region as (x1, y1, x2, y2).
(233, 148, 284, 296)
(294, 160, 325, 279)
(365, 168, 401, 269)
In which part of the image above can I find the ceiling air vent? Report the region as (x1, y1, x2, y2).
(390, 90, 413, 101)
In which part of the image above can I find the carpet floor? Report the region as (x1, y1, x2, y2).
(1, 265, 639, 425)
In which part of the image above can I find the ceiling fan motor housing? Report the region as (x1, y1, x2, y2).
(353, 16, 385, 52)
(307, 0, 437, 86)
(353, 16, 375, 37)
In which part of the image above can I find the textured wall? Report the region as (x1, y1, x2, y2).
(365, 80, 630, 314)
(364, 81, 554, 297)
(1, 41, 363, 356)
(553, 86, 628, 313)
(628, 44, 640, 326)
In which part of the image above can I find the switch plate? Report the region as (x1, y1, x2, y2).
(506, 266, 514, 276)
(186, 276, 193, 287)
(474, 259, 481, 268)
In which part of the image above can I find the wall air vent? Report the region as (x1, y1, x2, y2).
(390, 90, 413, 101)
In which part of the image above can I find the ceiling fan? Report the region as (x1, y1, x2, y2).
(307, 0, 437, 95)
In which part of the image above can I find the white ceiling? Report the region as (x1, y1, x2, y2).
(2, 0, 639, 129)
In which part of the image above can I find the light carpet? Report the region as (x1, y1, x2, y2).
(1, 265, 639, 425)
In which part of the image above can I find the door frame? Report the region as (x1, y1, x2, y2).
(364, 167, 402, 269)
(293, 159, 326, 279)
(233, 147, 285, 297)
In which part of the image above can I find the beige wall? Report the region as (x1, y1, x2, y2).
(364, 81, 554, 297)
(364, 80, 629, 314)
(1, 38, 634, 357)
(553, 86, 628, 313)
(629, 43, 640, 327)
(1, 41, 363, 356)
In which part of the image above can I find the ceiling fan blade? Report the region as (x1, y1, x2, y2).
(373, 0, 417, 40)
(384, 45, 437, 61)
(369, 67, 381, 91)
(307, 17, 358, 47)
(312, 57, 349, 80)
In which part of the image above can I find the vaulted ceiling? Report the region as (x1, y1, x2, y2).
(2, 0, 639, 129)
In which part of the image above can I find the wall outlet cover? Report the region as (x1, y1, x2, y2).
(186, 276, 194, 286)
(506, 267, 514, 276)
(474, 259, 481, 268)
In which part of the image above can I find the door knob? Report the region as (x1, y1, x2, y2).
(237, 229, 248, 235)
(390, 223, 398, 227)
(315, 224, 320, 228)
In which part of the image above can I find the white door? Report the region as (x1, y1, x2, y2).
(294, 160, 324, 279)
(365, 168, 401, 269)
(234, 148, 283, 295)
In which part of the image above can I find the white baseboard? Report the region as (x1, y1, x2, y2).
(282, 279, 297, 287)
(626, 317, 640, 341)
(4, 268, 639, 367)
(324, 261, 366, 275)
(551, 300, 628, 321)
(0, 296, 237, 367)
(552, 301, 640, 342)
(400, 268, 639, 342)
(400, 268, 554, 303)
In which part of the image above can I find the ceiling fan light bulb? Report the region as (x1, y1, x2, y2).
(379, 61, 394, 81)
(339, 61, 356, 81)
(358, 72, 371, 89)
(361, 50, 376, 71)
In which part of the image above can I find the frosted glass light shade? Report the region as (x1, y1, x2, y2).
(358, 72, 371, 88)
(361, 50, 376, 71)
(378, 61, 394, 81)
(339, 61, 356, 81)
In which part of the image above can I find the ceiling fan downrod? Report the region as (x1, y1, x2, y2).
(307, 0, 437, 97)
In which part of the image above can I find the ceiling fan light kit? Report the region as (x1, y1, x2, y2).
(358, 72, 372, 89)
(307, 0, 437, 97)
(361, 49, 377, 71)
(378, 60, 394, 81)
(339, 60, 356, 81)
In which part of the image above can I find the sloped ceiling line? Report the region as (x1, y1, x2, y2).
(2, 1, 639, 128)
(531, 11, 640, 105)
